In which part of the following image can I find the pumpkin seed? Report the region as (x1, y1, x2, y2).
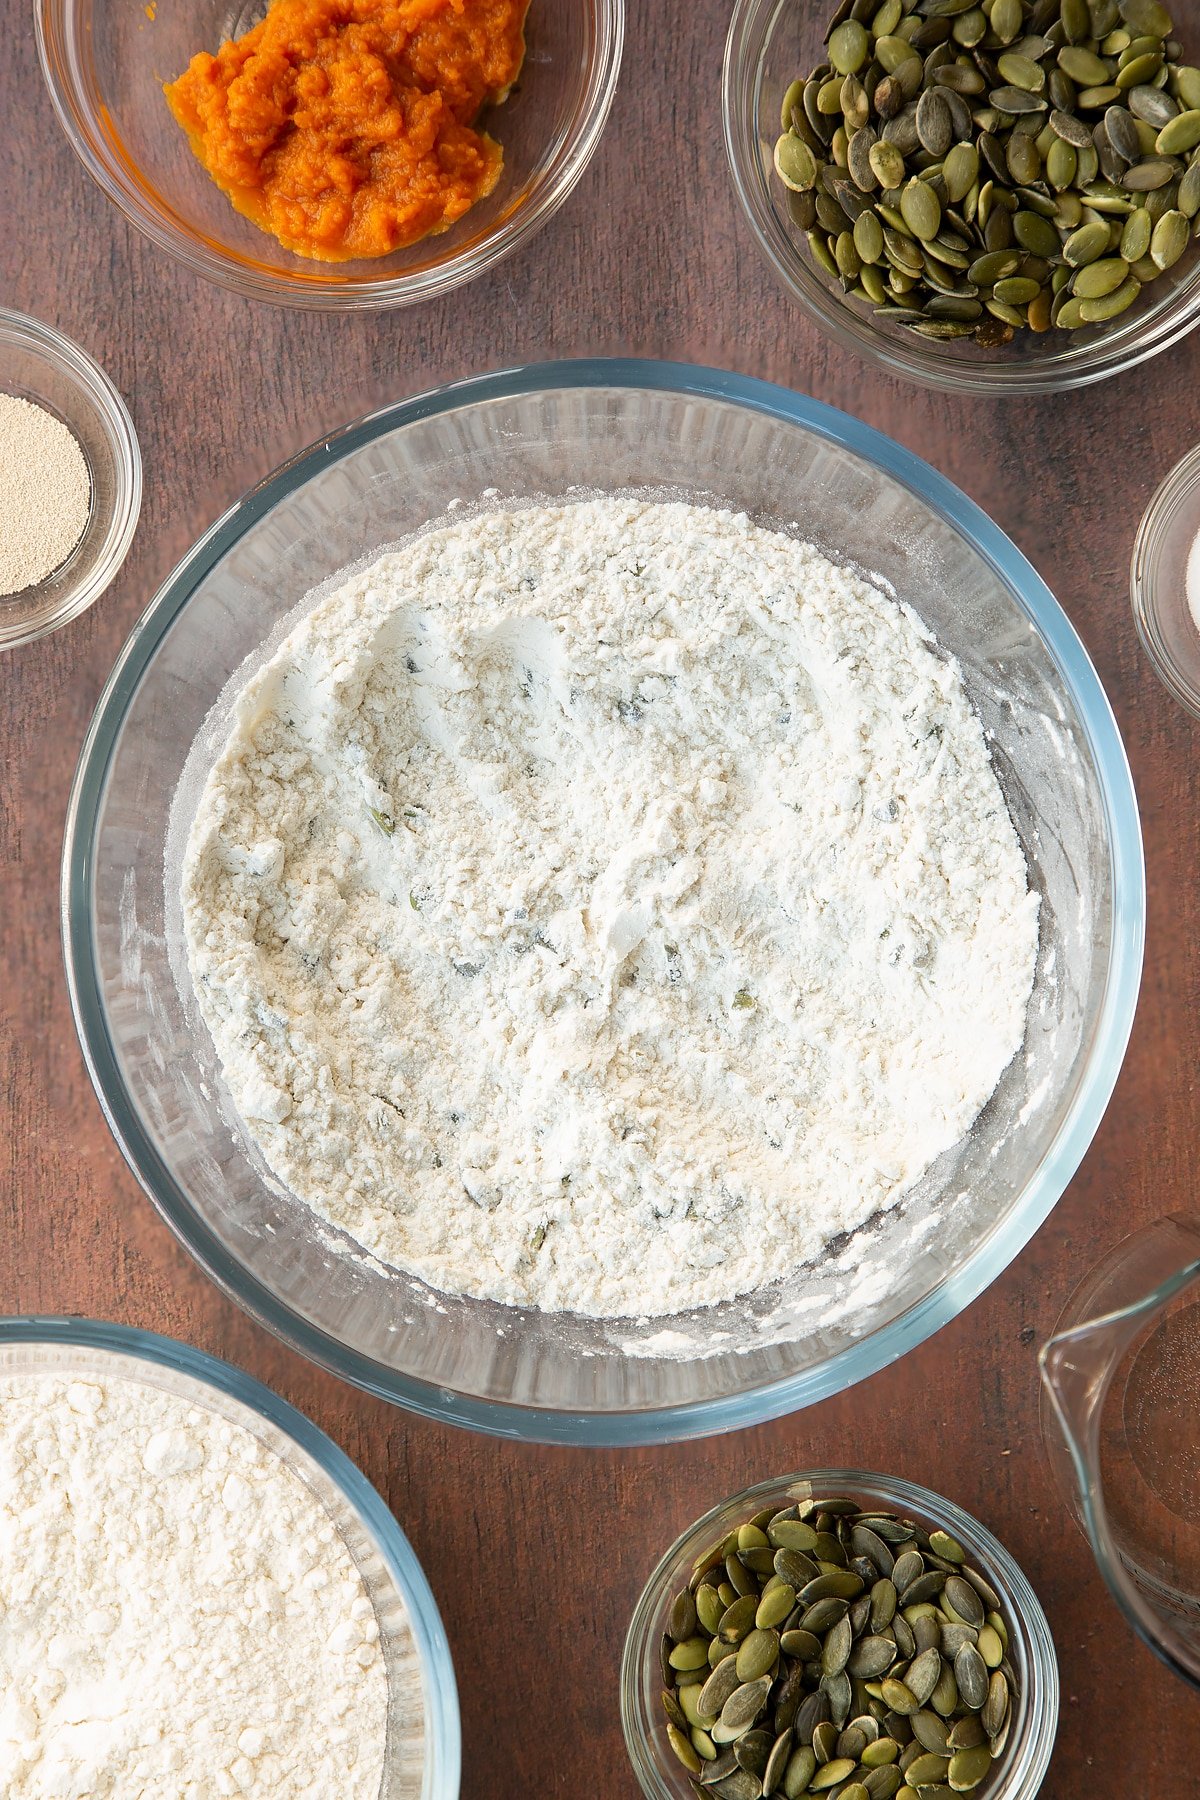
(782, 1744, 818, 1799)
(668, 1722, 703, 1773)
(952, 1645, 988, 1711)
(811, 1758, 859, 1790)
(1073, 253, 1133, 294)
(947, 1745, 994, 1791)
(906, 1753, 952, 1787)
(1080, 270, 1142, 312)
(762, 1727, 793, 1797)
(981, 1671, 1010, 1739)
(1151, 206, 1191, 265)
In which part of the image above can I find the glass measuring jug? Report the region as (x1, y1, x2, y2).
(1040, 1213, 1200, 1688)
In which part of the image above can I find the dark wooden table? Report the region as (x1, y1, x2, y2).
(4, 3, 1199, 1794)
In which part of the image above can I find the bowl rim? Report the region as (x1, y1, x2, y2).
(721, 0, 1200, 396)
(34, 0, 625, 311)
(0, 306, 142, 649)
(0, 1313, 462, 1799)
(618, 1468, 1059, 1800)
(61, 357, 1146, 1445)
(1130, 439, 1200, 721)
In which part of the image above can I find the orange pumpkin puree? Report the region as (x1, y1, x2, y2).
(164, 0, 529, 262)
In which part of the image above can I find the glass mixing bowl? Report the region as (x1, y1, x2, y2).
(0, 1316, 460, 1799)
(36, 0, 623, 310)
(0, 307, 141, 649)
(723, 0, 1200, 395)
(620, 1471, 1058, 1800)
(62, 359, 1144, 1444)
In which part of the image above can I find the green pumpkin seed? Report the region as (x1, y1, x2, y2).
(880, 1678, 920, 1715)
(1117, 51, 1165, 92)
(981, 1671, 1010, 1739)
(1123, 157, 1177, 189)
(670, 1589, 699, 1641)
(997, 53, 1046, 94)
(1120, 205, 1154, 258)
(992, 275, 1042, 304)
(863, 1736, 901, 1767)
(737, 1627, 781, 1682)
(855, 210, 885, 264)
(1173, 66, 1200, 110)
(762, 1727, 793, 1797)
(1012, 209, 1061, 256)
(947, 1745, 993, 1791)
(782, 1744, 818, 1800)
(1080, 271, 1142, 315)
(829, 19, 871, 73)
(900, 178, 942, 239)
(775, 133, 818, 192)
(906, 1753, 951, 1787)
(864, 1772, 904, 1800)
(668, 1722, 703, 1773)
(811, 1759, 859, 1791)
(671, 1636, 713, 1671)
(1073, 254, 1133, 296)
(911, 1711, 950, 1754)
(1178, 157, 1200, 216)
(929, 1663, 959, 1717)
(720, 1595, 760, 1642)
(991, 0, 1023, 40)
(1121, 0, 1172, 31)
(1151, 208, 1191, 267)
(1059, 46, 1113, 87)
(1151, 108, 1200, 156)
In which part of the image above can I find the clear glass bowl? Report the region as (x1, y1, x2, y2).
(1131, 442, 1200, 720)
(0, 1316, 460, 1799)
(61, 359, 1144, 1444)
(36, 0, 623, 310)
(722, 0, 1200, 395)
(0, 308, 141, 649)
(620, 1472, 1058, 1800)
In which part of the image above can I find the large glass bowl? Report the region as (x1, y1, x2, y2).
(36, 0, 623, 310)
(0, 1316, 460, 1799)
(62, 359, 1144, 1444)
(723, 0, 1200, 395)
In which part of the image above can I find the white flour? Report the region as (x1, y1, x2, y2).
(0, 1374, 388, 1798)
(182, 498, 1038, 1318)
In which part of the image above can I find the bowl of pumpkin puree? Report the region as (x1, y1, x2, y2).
(37, 0, 625, 307)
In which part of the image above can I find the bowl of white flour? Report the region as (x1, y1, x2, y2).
(0, 1317, 459, 1797)
(62, 361, 1145, 1443)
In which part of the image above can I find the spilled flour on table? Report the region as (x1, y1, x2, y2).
(181, 498, 1038, 1318)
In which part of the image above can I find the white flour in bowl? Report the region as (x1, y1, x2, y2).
(0, 1374, 389, 1797)
(181, 498, 1038, 1319)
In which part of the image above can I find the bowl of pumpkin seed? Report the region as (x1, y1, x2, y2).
(621, 1473, 1058, 1800)
(723, 0, 1200, 391)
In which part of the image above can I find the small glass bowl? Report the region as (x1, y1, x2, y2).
(1131, 443, 1200, 720)
(0, 1316, 461, 1799)
(0, 309, 141, 649)
(621, 1471, 1058, 1800)
(36, 0, 624, 311)
(722, 0, 1200, 395)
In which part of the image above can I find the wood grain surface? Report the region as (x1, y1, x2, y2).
(3, 2, 1200, 1794)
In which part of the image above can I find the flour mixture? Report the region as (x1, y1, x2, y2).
(181, 499, 1039, 1318)
(0, 1372, 389, 1797)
